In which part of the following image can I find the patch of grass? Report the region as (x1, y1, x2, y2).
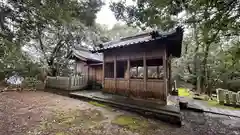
(89, 101, 107, 108)
(178, 88, 191, 97)
(112, 115, 148, 130)
(207, 100, 240, 110)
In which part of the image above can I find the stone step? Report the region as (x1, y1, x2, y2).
(70, 91, 182, 126)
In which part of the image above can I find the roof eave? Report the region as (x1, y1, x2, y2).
(92, 26, 184, 54)
(72, 50, 103, 62)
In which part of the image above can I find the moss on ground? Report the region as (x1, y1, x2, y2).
(178, 88, 191, 97)
(34, 109, 105, 134)
(193, 94, 209, 100)
(112, 115, 149, 130)
(207, 100, 240, 110)
(88, 101, 115, 112)
(55, 132, 69, 135)
(89, 101, 108, 108)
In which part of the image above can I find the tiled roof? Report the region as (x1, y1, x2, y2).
(92, 27, 183, 53)
(72, 47, 103, 62)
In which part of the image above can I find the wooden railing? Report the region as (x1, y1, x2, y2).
(46, 75, 88, 90)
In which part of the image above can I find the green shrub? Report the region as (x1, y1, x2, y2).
(22, 77, 41, 88)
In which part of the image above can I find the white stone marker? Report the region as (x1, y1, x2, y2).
(217, 88, 225, 105)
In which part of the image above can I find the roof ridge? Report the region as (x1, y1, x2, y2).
(74, 46, 91, 52)
(120, 31, 151, 41)
(100, 31, 152, 47)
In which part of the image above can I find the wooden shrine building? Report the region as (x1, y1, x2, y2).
(70, 47, 103, 84)
(92, 27, 184, 104)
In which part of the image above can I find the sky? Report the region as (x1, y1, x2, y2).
(96, 0, 135, 28)
(96, 0, 118, 28)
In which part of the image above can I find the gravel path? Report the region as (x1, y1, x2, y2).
(0, 91, 239, 135)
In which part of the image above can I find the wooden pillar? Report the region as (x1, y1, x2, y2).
(75, 62, 78, 74)
(102, 54, 105, 88)
(94, 66, 96, 82)
(136, 66, 138, 77)
(157, 66, 159, 78)
(127, 57, 130, 94)
(163, 49, 168, 101)
(114, 55, 117, 92)
(87, 66, 89, 82)
(168, 56, 172, 93)
(143, 52, 147, 92)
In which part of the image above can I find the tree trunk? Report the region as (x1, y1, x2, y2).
(50, 67, 57, 76)
(201, 26, 220, 94)
(202, 42, 211, 94)
(47, 59, 57, 76)
(207, 68, 212, 96)
(193, 20, 201, 93)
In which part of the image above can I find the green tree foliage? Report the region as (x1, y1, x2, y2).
(0, 0, 103, 79)
(0, 39, 40, 80)
(110, 0, 240, 93)
(110, 0, 240, 31)
(95, 23, 144, 42)
(173, 32, 240, 92)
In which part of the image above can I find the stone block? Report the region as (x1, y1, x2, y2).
(216, 88, 225, 105)
(237, 91, 240, 103)
(225, 92, 230, 104)
(228, 91, 233, 104)
(232, 93, 237, 106)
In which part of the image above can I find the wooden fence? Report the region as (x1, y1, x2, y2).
(46, 75, 88, 90)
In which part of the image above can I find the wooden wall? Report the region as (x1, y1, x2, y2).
(104, 79, 115, 92)
(76, 61, 87, 75)
(103, 79, 165, 100)
(46, 76, 88, 90)
(89, 65, 102, 83)
(104, 44, 165, 62)
(102, 43, 168, 102)
(147, 80, 165, 100)
(116, 79, 129, 95)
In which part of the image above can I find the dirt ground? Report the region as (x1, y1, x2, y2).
(0, 91, 240, 135)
